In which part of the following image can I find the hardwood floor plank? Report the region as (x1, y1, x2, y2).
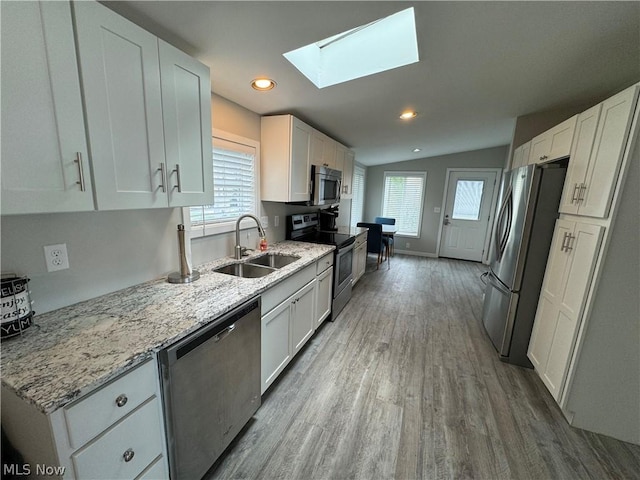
(206, 255, 640, 480)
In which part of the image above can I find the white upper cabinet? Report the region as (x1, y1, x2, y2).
(261, 115, 312, 203)
(159, 40, 213, 207)
(74, 1, 212, 210)
(335, 143, 355, 197)
(559, 84, 639, 218)
(311, 131, 336, 169)
(511, 141, 531, 170)
(74, 1, 166, 210)
(529, 116, 577, 165)
(1, 1, 94, 214)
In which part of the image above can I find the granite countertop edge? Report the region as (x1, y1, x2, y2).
(0, 241, 335, 415)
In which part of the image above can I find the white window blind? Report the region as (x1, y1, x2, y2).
(350, 165, 366, 227)
(189, 136, 257, 232)
(382, 171, 426, 237)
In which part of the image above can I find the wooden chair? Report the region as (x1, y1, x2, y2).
(357, 222, 389, 270)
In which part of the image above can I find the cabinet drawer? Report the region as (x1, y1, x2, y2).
(135, 455, 168, 480)
(64, 360, 157, 449)
(316, 252, 334, 275)
(354, 232, 368, 248)
(71, 397, 164, 479)
(262, 264, 315, 314)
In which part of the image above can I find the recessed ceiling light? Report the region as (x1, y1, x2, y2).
(412, 148, 422, 153)
(251, 78, 276, 91)
(400, 110, 417, 120)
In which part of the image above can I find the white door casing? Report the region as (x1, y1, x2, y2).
(438, 169, 500, 262)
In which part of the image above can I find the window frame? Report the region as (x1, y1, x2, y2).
(350, 164, 366, 228)
(381, 170, 427, 238)
(183, 129, 261, 238)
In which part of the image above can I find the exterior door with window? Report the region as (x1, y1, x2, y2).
(440, 170, 498, 262)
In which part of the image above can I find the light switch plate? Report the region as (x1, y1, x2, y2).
(434, 207, 441, 213)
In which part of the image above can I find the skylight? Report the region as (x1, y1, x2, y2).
(283, 7, 419, 89)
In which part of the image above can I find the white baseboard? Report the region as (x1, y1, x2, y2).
(393, 249, 438, 258)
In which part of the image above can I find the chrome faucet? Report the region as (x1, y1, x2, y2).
(235, 214, 266, 259)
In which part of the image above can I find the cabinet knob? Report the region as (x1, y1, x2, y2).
(122, 449, 135, 463)
(115, 394, 128, 408)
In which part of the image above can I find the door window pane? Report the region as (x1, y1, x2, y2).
(452, 180, 484, 220)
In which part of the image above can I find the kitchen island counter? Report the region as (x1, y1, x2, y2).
(0, 242, 334, 414)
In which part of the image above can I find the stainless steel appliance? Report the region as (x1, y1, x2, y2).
(287, 213, 355, 318)
(311, 165, 342, 206)
(159, 298, 261, 479)
(481, 163, 567, 367)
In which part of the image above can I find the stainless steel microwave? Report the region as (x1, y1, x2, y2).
(311, 165, 342, 206)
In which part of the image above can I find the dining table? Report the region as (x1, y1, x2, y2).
(381, 224, 397, 258)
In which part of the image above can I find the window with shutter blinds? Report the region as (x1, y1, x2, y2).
(350, 165, 366, 227)
(382, 171, 426, 237)
(187, 132, 259, 237)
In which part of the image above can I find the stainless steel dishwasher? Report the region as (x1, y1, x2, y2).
(159, 297, 261, 479)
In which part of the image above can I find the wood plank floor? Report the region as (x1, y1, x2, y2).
(206, 255, 640, 480)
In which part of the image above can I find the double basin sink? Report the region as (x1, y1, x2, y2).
(213, 253, 300, 278)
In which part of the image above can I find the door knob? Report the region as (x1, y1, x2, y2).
(443, 215, 451, 225)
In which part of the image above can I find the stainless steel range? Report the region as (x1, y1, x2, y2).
(287, 213, 355, 319)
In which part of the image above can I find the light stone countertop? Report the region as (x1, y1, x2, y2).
(0, 241, 334, 414)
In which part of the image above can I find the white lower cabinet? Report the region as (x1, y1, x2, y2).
(352, 231, 368, 286)
(315, 266, 333, 327)
(528, 219, 604, 400)
(261, 254, 335, 394)
(0, 359, 169, 480)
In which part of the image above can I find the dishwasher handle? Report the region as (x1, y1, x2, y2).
(215, 324, 235, 343)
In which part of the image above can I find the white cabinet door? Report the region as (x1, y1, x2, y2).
(74, 1, 167, 210)
(559, 104, 602, 215)
(261, 299, 292, 394)
(353, 239, 367, 285)
(159, 40, 213, 207)
(290, 117, 313, 202)
(311, 131, 336, 169)
(529, 116, 577, 164)
(528, 219, 604, 400)
(291, 280, 316, 355)
(1, 1, 94, 214)
(511, 141, 531, 170)
(339, 147, 355, 198)
(578, 85, 639, 218)
(315, 266, 333, 327)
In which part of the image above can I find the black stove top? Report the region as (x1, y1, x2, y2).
(296, 231, 355, 248)
(287, 213, 355, 248)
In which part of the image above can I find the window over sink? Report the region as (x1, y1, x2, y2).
(185, 130, 260, 237)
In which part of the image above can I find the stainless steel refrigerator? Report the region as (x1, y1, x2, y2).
(481, 163, 567, 367)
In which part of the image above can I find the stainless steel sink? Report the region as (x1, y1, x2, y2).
(213, 262, 276, 278)
(247, 253, 300, 269)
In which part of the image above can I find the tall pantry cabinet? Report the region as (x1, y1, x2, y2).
(527, 83, 640, 444)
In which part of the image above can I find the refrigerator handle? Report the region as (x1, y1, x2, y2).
(495, 187, 513, 261)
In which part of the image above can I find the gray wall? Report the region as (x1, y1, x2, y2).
(364, 146, 508, 256)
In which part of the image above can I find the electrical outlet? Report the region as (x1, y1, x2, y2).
(44, 243, 69, 272)
(260, 216, 269, 228)
(406, 242, 410, 249)
(274, 216, 280, 227)
(434, 207, 441, 213)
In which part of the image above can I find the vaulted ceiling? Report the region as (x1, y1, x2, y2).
(103, 1, 640, 165)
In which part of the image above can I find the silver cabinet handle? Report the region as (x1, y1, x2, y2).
(539, 155, 548, 161)
(158, 163, 167, 192)
(122, 449, 135, 463)
(172, 164, 182, 193)
(115, 394, 128, 407)
(561, 232, 575, 252)
(571, 183, 580, 203)
(578, 183, 587, 203)
(74, 152, 86, 192)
